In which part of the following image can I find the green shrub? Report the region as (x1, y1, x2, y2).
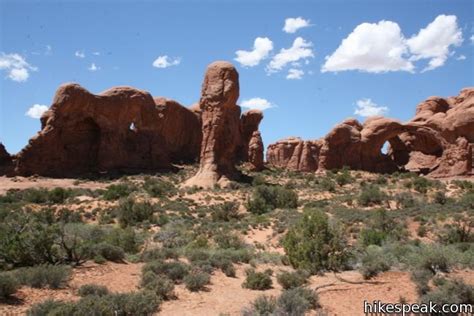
(27, 299, 73, 316)
(335, 168, 353, 186)
(358, 185, 386, 206)
(412, 177, 431, 194)
(92, 243, 125, 262)
(421, 278, 474, 306)
(116, 197, 154, 227)
(242, 295, 277, 316)
(221, 261, 236, 277)
(0, 273, 19, 299)
(211, 202, 240, 221)
(103, 183, 137, 200)
(276, 287, 319, 315)
(77, 284, 109, 297)
(246, 185, 298, 215)
(276, 270, 309, 289)
(437, 219, 473, 244)
(359, 246, 391, 279)
(242, 269, 272, 290)
(359, 209, 405, 246)
(17, 265, 71, 289)
(142, 260, 190, 282)
(282, 209, 349, 274)
(141, 272, 175, 300)
(143, 178, 176, 197)
(184, 271, 211, 292)
(319, 178, 336, 192)
(28, 291, 160, 316)
(461, 192, 474, 209)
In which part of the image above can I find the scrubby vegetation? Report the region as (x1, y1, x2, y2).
(0, 168, 472, 314)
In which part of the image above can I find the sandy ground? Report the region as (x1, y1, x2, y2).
(0, 176, 111, 195)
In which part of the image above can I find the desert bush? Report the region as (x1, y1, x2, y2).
(214, 232, 245, 250)
(461, 191, 474, 209)
(437, 218, 473, 244)
(242, 295, 277, 316)
(17, 265, 71, 289)
(0, 273, 19, 299)
(335, 168, 353, 186)
(282, 209, 349, 274)
(142, 260, 190, 283)
(116, 197, 154, 227)
(246, 185, 298, 215)
(102, 183, 137, 200)
(276, 270, 309, 289)
(143, 177, 177, 197)
(141, 247, 179, 262)
(221, 261, 236, 277)
(319, 178, 336, 192)
(77, 284, 109, 297)
(92, 243, 125, 262)
(242, 268, 272, 290)
(411, 177, 432, 194)
(358, 185, 386, 206)
(276, 287, 319, 315)
(394, 192, 416, 208)
(211, 202, 240, 221)
(141, 272, 175, 299)
(184, 271, 211, 292)
(359, 246, 391, 279)
(359, 209, 406, 246)
(421, 278, 474, 307)
(27, 299, 73, 316)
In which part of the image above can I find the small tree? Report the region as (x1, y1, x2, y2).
(282, 209, 350, 274)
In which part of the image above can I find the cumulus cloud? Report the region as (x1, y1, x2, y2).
(240, 97, 274, 111)
(354, 98, 388, 117)
(25, 104, 49, 119)
(88, 63, 100, 71)
(457, 55, 466, 61)
(322, 21, 413, 73)
(283, 17, 311, 33)
(0, 53, 37, 82)
(322, 15, 463, 74)
(152, 55, 181, 68)
(286, 68, 304, 79)
(471, 35, 474, 44)
(75, 50, 85, 58)
(267, 37, 314, 72)
(406, 15, 463, 72)
(234, 37, 273, 67)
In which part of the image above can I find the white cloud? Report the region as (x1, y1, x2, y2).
(234, 37, 273, 67)
(286, 68, 304, 79)
(152, 55, 181, 68)
(322, 15, 463, 74)
(471, 35, 474, 44)
(322, 21, 413, 73)
(92, 52, 101, 56)
(283, 17, 311, 33)
(457, 55, 466, 61)
(75, 50, 85, 58)
(240, 97, 274, 111)
(25, 104, 49, 119)
(407, 15, 463, 72)
(354, 98, 388, 117)
(0, 53, 37, 82)
(267, 37, 314, 72)
(88, 63, 100, 71)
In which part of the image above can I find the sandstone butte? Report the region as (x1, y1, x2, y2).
(0, 61, 472, 185)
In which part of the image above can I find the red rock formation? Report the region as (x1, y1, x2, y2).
(184, 61, 242, 188)
(11, 84, 201, 177)
(239, 109, 263, 162)
(266, 137, 321, 172)
(0, 143, 12, 175)
(267, 88, 474, 177)
(248, 131, 264, 171)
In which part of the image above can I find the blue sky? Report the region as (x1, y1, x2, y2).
(1, 0, 473, 154)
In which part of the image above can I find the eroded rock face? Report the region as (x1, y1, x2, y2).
(267, 88, 474, 177)
(0, 143, 12, 175)
(184, 61, 242, 188)
(11, 84, 202, 177)
(248, 131, 264, 171)
(239, 109, 263, 162)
